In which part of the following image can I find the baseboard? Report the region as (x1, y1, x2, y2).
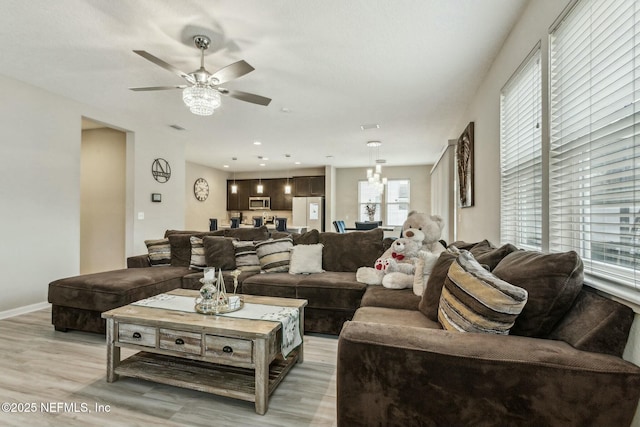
(0, 301, 50, 320)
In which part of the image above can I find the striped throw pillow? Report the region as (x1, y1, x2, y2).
(145, 238, 171, 266)
(189, 236, 206, 270)
(438, 250, 528, 334)
(232, 240, 261, 272)
(255, 237, 294, 273)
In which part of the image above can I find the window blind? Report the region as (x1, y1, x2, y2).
(549, 0, 639, 293)
(500, 46, 542, 250)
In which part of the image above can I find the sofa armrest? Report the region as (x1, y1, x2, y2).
(337, 321, 640, 427)
(127, 254, 151, 268)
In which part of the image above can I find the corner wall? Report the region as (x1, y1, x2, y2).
(0, 73, 187, 314)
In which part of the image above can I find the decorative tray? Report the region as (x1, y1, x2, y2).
(195, 300, 244, 315)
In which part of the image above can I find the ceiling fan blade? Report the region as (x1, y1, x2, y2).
(133, 50, 195, 84)
(219, 88, 271, 106)
(210, 60, 255, 85)
(129, 85, 187, 91)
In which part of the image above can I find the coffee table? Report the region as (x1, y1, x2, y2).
(101, 289, 307, 414)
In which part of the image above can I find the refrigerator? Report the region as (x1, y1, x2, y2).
(292, 197, 325, 232)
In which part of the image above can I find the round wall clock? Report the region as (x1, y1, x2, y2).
(151, 158, 171, 183)
(194, 178, 209, 201)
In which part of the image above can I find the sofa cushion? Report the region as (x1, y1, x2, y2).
(292, 229, 321, 245)
(167, 231, 221, 267)
(144, 238, 171, 266)
(189, 236, 206, 270)
(319, 228, 384, 272)
(48, 267, 191, 312)
(420, 245, 521, 321)
(438, 250, 528, 334)
(360, 286, 421, 311)
(232, 240, 261, 272)
(224, 226, 269, 241)
(548, 287, 634, 357)
(353, 306, 441, 329)
(289, 244, 324, 274)
(469, 242, 519, 271)
(419, 251, 458, 320)
(203, 236, 236, 270)
(492, 250, 584, 337)
(242, 272, 301, 298)
(297, 272, 367, 310)
(255, 237, 293, 272)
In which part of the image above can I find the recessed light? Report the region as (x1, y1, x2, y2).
(361, 124, 380, 130)
(295, 161, 301, 165)
(260, 163, 266, 167)
(281, 107, 291, 113)
(366, 141, 382, 147)
(254, 141, 262, 145)
(223, 164, 229, 168)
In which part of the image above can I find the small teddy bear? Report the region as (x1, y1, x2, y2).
(379, 235, 423, 289)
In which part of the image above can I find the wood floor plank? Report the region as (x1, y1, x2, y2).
(0, 307, 338, 426)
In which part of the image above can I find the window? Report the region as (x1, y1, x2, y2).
(358, 181, 382, 222)
(500, 45, 542, 250)
(386, 179, 410, 226)
(549, 0, 639, 296)
(358, 179, 410, 225)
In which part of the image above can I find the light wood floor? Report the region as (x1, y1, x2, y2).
(0, 308, 338, 426)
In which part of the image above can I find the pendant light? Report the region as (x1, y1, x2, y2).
(231, 157, 238, 193)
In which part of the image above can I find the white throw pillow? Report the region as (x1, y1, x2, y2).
(289, 244, 324, 274)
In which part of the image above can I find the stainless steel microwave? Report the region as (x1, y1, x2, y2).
(249, 197, 270, 210)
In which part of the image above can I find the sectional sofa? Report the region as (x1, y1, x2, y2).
(48, 227, 392, 335)
(47, 228, 640, 425)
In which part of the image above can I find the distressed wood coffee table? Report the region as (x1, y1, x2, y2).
(101, 289, 307, 414)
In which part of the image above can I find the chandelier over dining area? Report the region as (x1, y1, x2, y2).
(366, 141, 387, 192)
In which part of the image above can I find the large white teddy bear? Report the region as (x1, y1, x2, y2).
(356, 211, 446, 294)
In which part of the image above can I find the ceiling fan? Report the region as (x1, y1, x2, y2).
(130, 35, 271, 116)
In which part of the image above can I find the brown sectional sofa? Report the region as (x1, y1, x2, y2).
(337, 240, 640, 427)
(48, 230, 640, 425)
(48, 227, 390, 335)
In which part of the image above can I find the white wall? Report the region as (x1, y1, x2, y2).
(335, 165, 432, 228)
(81, 128, 126, 273)
(453, 0, 570, 244)
(185, 162, 229, 231)
(0, 73, 186, 314)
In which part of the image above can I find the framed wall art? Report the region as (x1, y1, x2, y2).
(456, 122, 474, 208)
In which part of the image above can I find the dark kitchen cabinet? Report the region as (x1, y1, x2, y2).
(227, 180, 250, 210)
(269, 178, 293, 210)
(294, 176, 325, 197)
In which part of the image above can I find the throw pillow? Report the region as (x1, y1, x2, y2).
(289, 244, 324, 274)
(144, 238, 171, 266)
(255, 237, 294, 273)
(232, 240, 261, 272)
(438, 250, 528, 334)
(203, 236, 236, 270)
(189, 236, 206, 270)
(492, 250, 584, 337)
(419, 251, 458, 320)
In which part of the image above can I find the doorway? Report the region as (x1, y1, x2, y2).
(80, 118, 126, 273)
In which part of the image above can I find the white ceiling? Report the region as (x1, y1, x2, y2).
(1, 0, 527, 172)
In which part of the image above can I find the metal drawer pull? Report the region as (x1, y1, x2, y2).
(223, 345, 233, 354)
(132, 332, 141, 339)
(175, 338, 185, 345)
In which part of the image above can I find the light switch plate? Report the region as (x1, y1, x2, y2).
(137, 212, 145, 220)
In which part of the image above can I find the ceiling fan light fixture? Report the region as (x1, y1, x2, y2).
(182, 85, 221, 116)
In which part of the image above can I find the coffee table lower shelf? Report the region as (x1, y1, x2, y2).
(114, 350, 299, 404)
